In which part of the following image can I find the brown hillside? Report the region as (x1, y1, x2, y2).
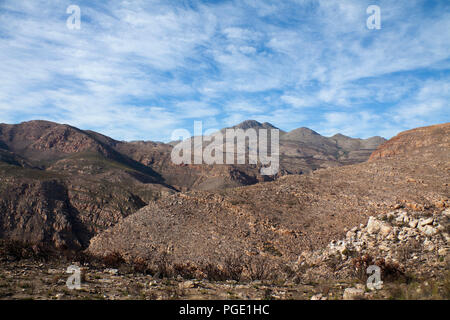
(369, 122, 450, 161)
(88, 124, 449, 272)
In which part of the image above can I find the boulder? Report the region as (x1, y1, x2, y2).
(419, 225, 438, 236)
(408, 219, 419, 228)
(367, 217, 381, 234)
(367, 216, 392, 237)
(379, 224, 393, 237)
(419, 217, 434, 227)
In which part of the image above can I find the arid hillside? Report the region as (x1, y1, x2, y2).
(0, 120, 383, 249)
(0, 121, 174, 249)
(88, 122, 449, 278)
(369, 122, 450, 161)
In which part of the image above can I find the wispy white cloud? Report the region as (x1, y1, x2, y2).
(0, 0, 449, 141)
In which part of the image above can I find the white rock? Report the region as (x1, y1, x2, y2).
(367, 216, 392, 237)
(408, 219, 419, 228)
(395, 216, 404, 224)
(419, 217, 434, 227)
(343, 288, 364, 300)
(380, 224, 393, 237)
(419, 225, 438, 236)
(47, 269, 60, 274)
(311, 293, 323, 300)
(423, 239, 435, 251)
(179, 280, 195, 289)
(367, 217, 381, 234)
(104, 268, 119, 275)
(355, 284, 366, 290)
(443, 208, 450, 216)
(444, 234, 450, 243)
(346, 231, 356, 239)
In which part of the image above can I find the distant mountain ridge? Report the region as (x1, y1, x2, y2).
(177, 119, 386, 175)
(226, 119, 283, 132)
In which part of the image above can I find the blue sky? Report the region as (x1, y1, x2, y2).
(0, 0, 449, 142)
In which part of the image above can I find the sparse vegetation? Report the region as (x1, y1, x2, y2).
(351, 254, 408, 284)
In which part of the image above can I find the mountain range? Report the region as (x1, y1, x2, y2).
(88, 122, 449, 275)
(0, 119, 386, 249)
(0, 119, 448, 299)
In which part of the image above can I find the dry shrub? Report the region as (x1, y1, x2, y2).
(222, 254, 244, 281)
(244, 256, 271, 280)
(243, 255, 281, 281)
(102, 251, 126, 268)
(153, 251, 174, 278)
(173, 262, 197, 279)
(200, 262, 228, 281)
(396, 239, 421, 263)
(352, 254, 407, 283)
(131, 257, 149, 274)
(0, 240, 55, 262)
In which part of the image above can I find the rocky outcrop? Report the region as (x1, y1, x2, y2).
(0, 179, 82, 248)
(0, 120, 176, 249)
(88, 155, 448, 271)
(369, 122, 449, 161)
(0, 173, 170, 249)
(297, 208, 449, 282)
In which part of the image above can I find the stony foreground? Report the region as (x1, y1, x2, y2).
(1, 207, 448, 300)
(0, 259, 448, 300)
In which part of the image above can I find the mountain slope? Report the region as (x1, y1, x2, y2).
(0, 119, 386, 249)
(369, 122, 450, 161)
(88, 123, 449, 274)
(0, 121, 174, 249)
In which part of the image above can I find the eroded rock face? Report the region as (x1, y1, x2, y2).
(0, 121, 175, 249)
(0, 174, 162, 248)
(369, 122, 450, 161)
(0, 179, 81, 249)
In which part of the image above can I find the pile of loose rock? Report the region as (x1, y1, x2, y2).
(297, 207, 449, 282)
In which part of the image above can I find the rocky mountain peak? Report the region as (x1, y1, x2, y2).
(231, 120, 279, 131)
